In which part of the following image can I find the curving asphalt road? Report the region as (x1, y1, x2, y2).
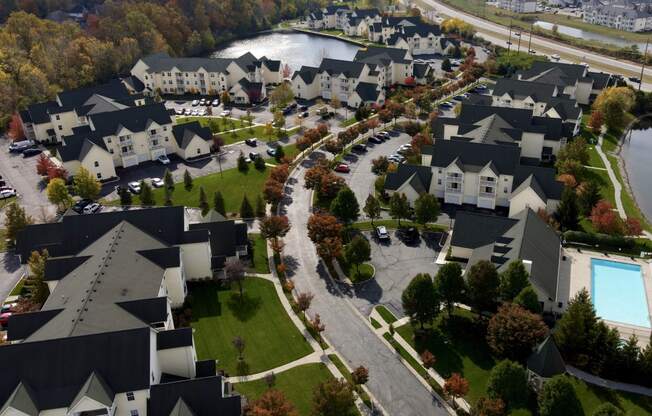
(419, 0, 652, 90)
(280, 151, 449, 416)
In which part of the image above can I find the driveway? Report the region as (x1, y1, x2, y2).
(280, 151, 448, 416)
(0, 138, 55, 223)
(345, 230, 444, 318)
(0, 252, 23, 303)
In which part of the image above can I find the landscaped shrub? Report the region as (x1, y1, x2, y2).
(563, 230, 635, 250)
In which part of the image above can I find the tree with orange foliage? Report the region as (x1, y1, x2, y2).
(367, 117, 380, 134)
(589, 110, 604, 135)
(8, 113, 25, 141)
(270, 164, 289, 183)
(263, 179, 284, 206)
(444, 373, 469, 401)
(245, 388, 298, 416)
(421, 350, 436, 369)
(410, 133, 433, 156)
(47, 165, 68, 181)
(556, 173, 577, 189)
(36, 153, 54, 176)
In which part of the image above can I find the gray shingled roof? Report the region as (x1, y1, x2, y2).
(527, 336, 566, 378)
(172, 121, 212, 149)
(148, 376, 241, 416)
(319, 58, 366, 78)
(384, 165, 433, 192)
(354, 46, 412, 65)
(422, 140, 521, 175)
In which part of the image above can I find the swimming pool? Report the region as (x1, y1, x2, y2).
(591, 258, 650, 328)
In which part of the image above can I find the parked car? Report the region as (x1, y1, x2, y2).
(368, 136, 382, 144)
(299, 105, 308, 111)
(211, 99, 220, 106)
(220, 110, 231, 117)
(0, 312, 12, 328)
(375, 226, 390, 240)
(551, 54, 560, 60)
(198, 108, 207, 116)
(388, 154, 405, 164)
(191, 109, 199, 116)
(157, 154, 171, 165)
(183, 108, 192, 115)
(175, 108, 184, 115)
(151, 177, 164, 188)
(128, 181, 142, 194)
(397, 227, 419, 242)
(334, 163, 350, 173)
(290, 103, 298, 109)
(245, 138, 258, 147)
(282, 107, 293, 116)
(22, 148, 42, 157)
(199, 98, 206, 105)
(191, 100, 199, 106)
(0, 189, 17, 199)
(629, 76, 641, 83)
(1, 303, 16, 314)
(378, 131, 391, 139)
(8, 140, 35, 153)
(72, 198, 93, 214)
(82, 202, 102, 214)
(249, 152, 260, 160)
(352, 144, 367, 152)
(266, 147, 277, 157)
(299, 111, 309, 118)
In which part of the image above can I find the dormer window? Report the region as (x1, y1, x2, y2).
(127, 392, 135, 401)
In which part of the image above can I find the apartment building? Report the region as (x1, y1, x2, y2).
(341, 8, 382, 36)
(583, 0, 652, 32)
(2, 207, 246, 416)
(19, 79, 146, 144)
(464, 78, 583, 136)
(54, 104, 212, 180)
(385, 23, 457, 56)
(451, 208, 565, 313)
(384, 140, 563, 214)
(130, 52, 281, 104)
(515, 61, 612, 105)
(497, 0, 537, 13)
(306, 4, 350, 29)
(432, 104, 569, 162)
(291, 46, 430, 106)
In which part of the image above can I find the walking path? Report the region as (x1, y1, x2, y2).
(596, 133, 626, 219)
(567, 365, 652, 397)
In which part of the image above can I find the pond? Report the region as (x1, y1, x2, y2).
(621, 118, 652, 223)
(211, 31, 361, 71)
(533, 21, 648, 51)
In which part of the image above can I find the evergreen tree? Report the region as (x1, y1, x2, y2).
(434, 262, 465, 316)
(514, 285, 542, 314)
(237, 151, 249, 172)
(274, 145, 285, 162)
(119, 186, 133, 206)
(330, 187, 360, 225)
(499, 260, 530, 301)
(240, 195, 254, 219)
(164, 186, 173, 206)
(183, 170, 193, 191)
(556, 187, 579, 231)
(254, 155, 266, 170)
(442, 58, 452, 72)
(140, 181, 155, 206)
(214, 191, 226, 215)
(578, 180, 601, 216)
(164, 168, 174, 190)
(255, 195, 266, 218)
(199, 186, 209, 216)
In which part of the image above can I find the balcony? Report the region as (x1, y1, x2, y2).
(148, 134, 165, 149)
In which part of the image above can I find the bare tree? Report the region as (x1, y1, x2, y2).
(225, 259, 246, 299)
(297, 291, 314, 318)
(264, 372, 276, 388)
(232, 336, 245, 360)
(311, 313, 326, 350)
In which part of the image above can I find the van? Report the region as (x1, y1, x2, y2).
(8, 140, 35, 153)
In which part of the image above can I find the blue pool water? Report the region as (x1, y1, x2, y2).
(591, 258, 649, 328)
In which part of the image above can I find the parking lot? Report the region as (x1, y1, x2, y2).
(345, 229, 444, 318)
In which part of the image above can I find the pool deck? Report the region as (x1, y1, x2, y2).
(563, 248, 652, 347)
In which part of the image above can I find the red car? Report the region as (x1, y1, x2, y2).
(0, 312, 12, 328)
(334, 164, 350, 173)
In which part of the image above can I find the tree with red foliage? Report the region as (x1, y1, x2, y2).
(421, 350, 436, 369)
(36, 154, 54, 176)
(472, 397, 506, 416)
(625, 218, 642, 236)
(486, 303, 547, 361)
(47, 165, 68, 181)
(295, 136, 311, 151)
(590, 200, 624, 235)
(444, 373, 469, 400)
(263, 179, 284, 206)
(589, 110, 604, 135)
(404, 76, 416, 86)
(281, 63, 292, 79)
(378, 109, 392, 124)
(316, 236, 343, 263)
(307, 213, 342, 245)
(245, 388, 298, 416)
(367, 117, 380, 134)
(304, 128, 321, 144)
(259, 215, 291, 246)
(410, 133, 433, 156)
(270, 164, 290, 183)
(8, 113, 25, 141)
(316, 123, 329, 137)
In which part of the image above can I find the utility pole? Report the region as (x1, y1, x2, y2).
(527, 23, 533, 54)
(516, 31, 522, 54)
(507, 17, 513, 55)
(639, 37, 649, 92)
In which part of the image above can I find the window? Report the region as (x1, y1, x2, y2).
(130, 411, 139, 416)
(127, 392, 135, 401)
(504, 187, 509, 193)
(107, 138, 111, 143)
(96, 173, 102, 179)
(109, 149, 114, 154)
(55, 115, 60, 121)
(94, 161, 99, 167)
(58, 125, 62, 131)
(197, 148, 201, 154)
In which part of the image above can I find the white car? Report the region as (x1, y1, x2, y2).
(220, 110, 231, 117)
(174, 108, 184, 115)
(191, 109, 199, 116)
(211, 99, 220, 106)
(375, 226, 390, 240)
(0, 188, 17, 199)
(183, 108, 192, 115)
(551, 54, 560, 60)
(82, 202, 101, 214)
(191, 100, 199, 106)
(128, 181, 141, 194)
(157, 155, 171, 165)
(151, 177, 164, 188)
(198, 108, 207, 116)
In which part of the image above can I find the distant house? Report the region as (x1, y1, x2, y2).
(19, 79, 145, 144)
(450, 208, 565, 312)
(3, 206, 246, 416)
(583, 0, 652, 32)
(130, 52, 280, 103)
(384, 140, 563, 214)
(431, 104, 569, 162)
(515, 61, 612, 105)
(498, 0, 537, 13)
(464, 78, 583, 136)
(306, 4, 350, 29)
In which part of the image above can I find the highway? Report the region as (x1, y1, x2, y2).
(417, 0, 652, 91)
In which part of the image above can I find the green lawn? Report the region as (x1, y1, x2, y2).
(176, 116, 250, 133)
(234, 363, 334, 416)
(583, 167, 616, 206)
(266, 143, 300, 163)
(606, 155, 651, 232)
(375, 305, 397, 324)
(9, 277, 25, 296)
(587, 145, 604, 169)
(396, 308, 496, 404)
(115, 166, 270, 215)
(189, 278, 312, 375)
(249, 233, 270, 274)
(370, 317, 382, 329)
(338, 256, 374, 283)
(571, 377, 652, 415)
(340, 117, 358, 127)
